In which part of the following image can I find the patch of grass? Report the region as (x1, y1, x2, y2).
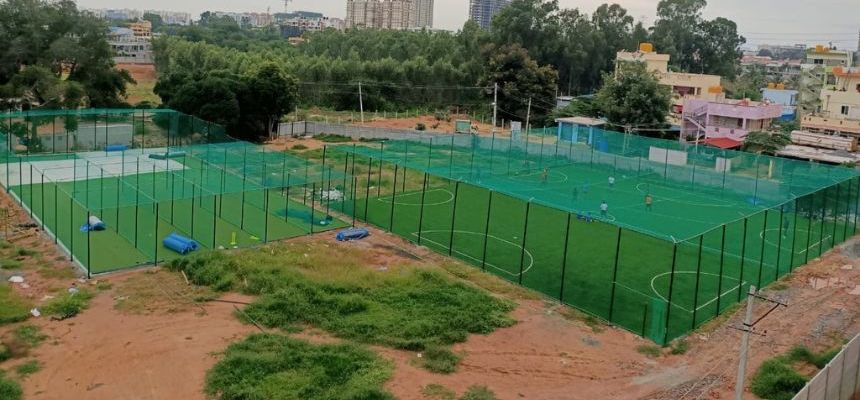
(95, 281, 113, 291)
(12, 326, 46, 348)
(460, 385, 496, 400)
(670, 339, 689, 355)
(14, 360, 40, 376)
(419, 346, 462, 374)
(0, 343, 10, 362)
(421, 384, 455, 400)
(415, 123, 427, 131)
(36, 265, 77, 280)
(291, 144, 308, 150)
(314, 133, 352, 143)
(0, 259, 22, 270)
(168, 247, 515, 350)
(750, 357, 808, 400)
(14, 248, 37, 257)
(787, 345, 839, 369)
(42, 289, 93, 319)
(0, 370, 22, 400)
(636, 344, 662, 358)
(206, 333, 393, 400)
(0, 285, 32, 325)
(769, 282, 789, 291)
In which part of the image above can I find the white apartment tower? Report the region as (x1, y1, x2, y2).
(346, 0, 430, 29)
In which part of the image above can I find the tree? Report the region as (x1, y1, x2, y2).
(237, 63, 299, 139)
(650, 0, 745, 77)
(479, 44, 558, 124)
(0, 0, 133, 108)
(143, 13, 164, 31)
(742, 131, 790, 154)
(757, 49, 774, 58)
(595, 62, 671, 129)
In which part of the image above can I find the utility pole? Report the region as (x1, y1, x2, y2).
(734, 285, 787, 400)
(491, 82, 498, 135)
(525, 98, 532, 134)
(358, 82, 365, 123)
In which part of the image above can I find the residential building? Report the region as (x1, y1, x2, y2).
(210, 11, 275, 28)
(761, 86, 799, 121)
(681, 98, 784, 149)
(798, 45, 855, 116)
(468, 0, 511, 29)
(279, 11, 345, 38)
(412, 0, 433, 28)
(87, 8, 191, 25)
(146, 10, 191, 25)
(107, 27, 152, 64)
(800, 66, 860, 136)
(345, 0, 417, 30)
(615, 44, 723, 113)
(128, 20, 152, 39)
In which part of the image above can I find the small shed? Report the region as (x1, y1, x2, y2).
(454, 119, 471, 134)
(555, 117, 606, 144)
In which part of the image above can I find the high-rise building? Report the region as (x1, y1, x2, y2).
(345, 0, 420, 30)
(411, 0, 433, 28)
(468, 0, 510, 29)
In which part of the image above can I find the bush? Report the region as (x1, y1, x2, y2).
(421, 384, 455, 400)
(314, 133, 352, 143)
(42, 289, 93, 319)
(169, 248, 515, 351)
(0, 286, 31, 325)
(460, 385, 496, 400)
(0, 259, 22, 270)
(14, 360, 40, 376)
(750, 357, 807, 400)
(12, 326, 46, 348)
(0, 371, 22, 400)
(420, 346, 462, 374)
(636, 345, 662, 358)
(206, 333, 393, 400)
(0, 343, 10, 362)
(670, 339, 689, 355)
(291, 144, 308, 150)
(415, 123, 426, 131)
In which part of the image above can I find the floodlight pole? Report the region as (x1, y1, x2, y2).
(491, 82, 498, 136)
(525, 97, 532, 139)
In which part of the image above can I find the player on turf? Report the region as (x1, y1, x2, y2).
(571, 187, 579, 202)
(608, 176, 615, 187)
(645, 193, 653, 211)
(600, 200, 608, 217)
(541, 167, 549, 184)
(782, 214, 791, 238)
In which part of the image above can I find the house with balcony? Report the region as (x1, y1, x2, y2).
(800, 66, 860, 136)
(616, 44, 723, 114)
(681, 98, 784, 149)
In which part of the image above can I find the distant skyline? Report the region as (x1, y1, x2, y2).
(75, 0, 860, 50)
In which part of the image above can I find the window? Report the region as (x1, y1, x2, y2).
(856, 84, 860, 93)
(842, 105, 850, 115)
(813, 59, 824, 65)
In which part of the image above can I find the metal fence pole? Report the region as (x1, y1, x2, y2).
(691, 235, 704, 329)
(819, 188, 827, 257)
(558, 213, 572, 302)
(388, 165, 398, 232)
(608, 227, 623, 321)
(790, 198, 799, 271)
(757, 210, 769, 289)
(448, 181, 460, 256)
(480, 190, 494, 270)
(417, 173, 428, 245)
(518, 201, 531, 285)
(716, 224, 727, 314)
(663, 243, 679, 344)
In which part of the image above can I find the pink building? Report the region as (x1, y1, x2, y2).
(681, 98, 784, 149)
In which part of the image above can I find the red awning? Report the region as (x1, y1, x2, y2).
(701, 137, 743, 149)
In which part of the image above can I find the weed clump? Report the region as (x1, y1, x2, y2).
(42, 289, 93, 319)
(206, 333, 393, 400)
(419, 346, 462, 374)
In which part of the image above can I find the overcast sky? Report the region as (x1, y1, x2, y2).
(75, 0, 860, 50)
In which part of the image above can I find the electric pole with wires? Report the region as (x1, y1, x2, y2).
(734, 285, 788, 400)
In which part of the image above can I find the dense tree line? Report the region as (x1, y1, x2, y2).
(154, 0, 744, 131)
(0, 0, 134, 110)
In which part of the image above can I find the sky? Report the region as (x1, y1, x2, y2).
(75, 0, 860, 50)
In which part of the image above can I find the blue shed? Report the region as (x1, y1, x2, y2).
(555, 117, 606, 145)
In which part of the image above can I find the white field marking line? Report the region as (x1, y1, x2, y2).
(758, 228, 830, 255)
(375, 188, 455, 206)
(634, 182, 737, 208)
(411, 230, 535, 276)
(698, 243, 778, 271)
(650, 271, 746, 314)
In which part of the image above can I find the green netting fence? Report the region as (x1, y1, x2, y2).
(321, 126, 860, 344)
(1, 109, 349, 274)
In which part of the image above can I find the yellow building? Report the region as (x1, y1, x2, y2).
(615, 44, 723, 113)
(128, 20, 152, 39)
(801, 66, 860, 136)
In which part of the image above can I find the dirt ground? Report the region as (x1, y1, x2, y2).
(116, 63, 159, 105)
(1, 181, 858, 399)
(355, 114, 498, 135)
